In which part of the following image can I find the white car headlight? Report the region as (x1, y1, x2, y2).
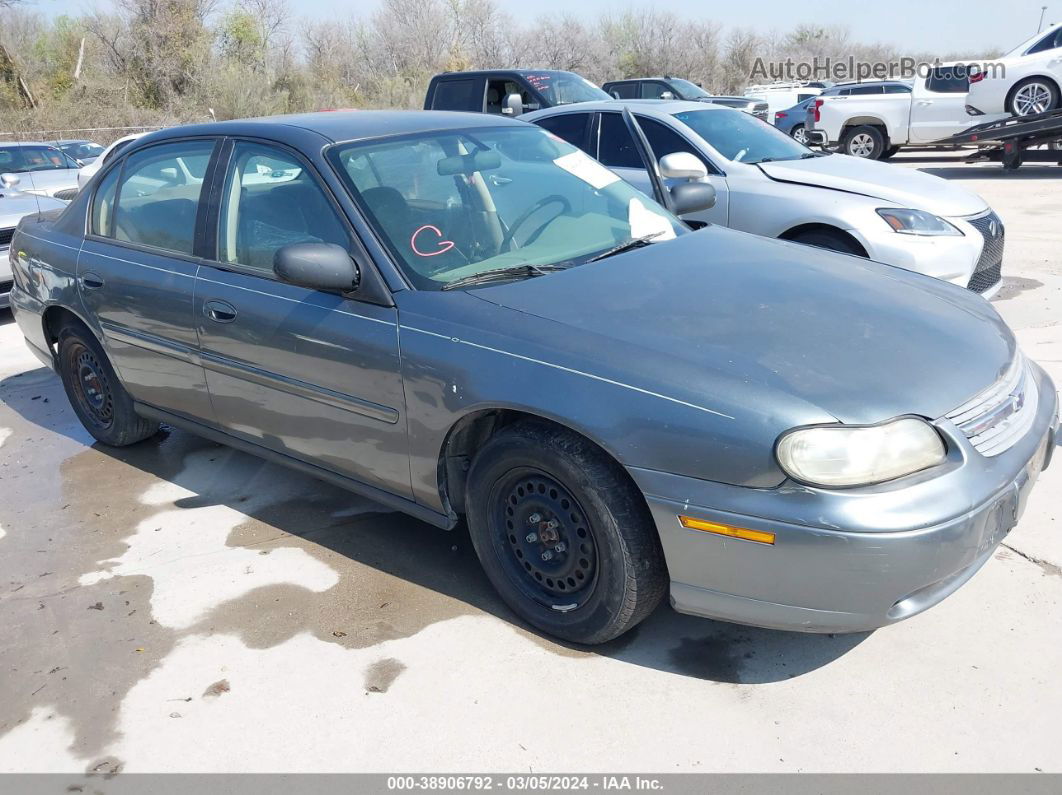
(776, 417, 946, 488)
(876, 208, 961, 236)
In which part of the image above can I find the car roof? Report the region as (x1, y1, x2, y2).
(0, 141, 64, 148)
(527, 99, 721, 117)
(433, 69, 580, 79)
(131, 110, 527, 150)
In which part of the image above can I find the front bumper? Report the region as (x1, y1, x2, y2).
(847, 208, 1004, 299)
(1, 246, 11, 309)
(629, 363, 1058, 633)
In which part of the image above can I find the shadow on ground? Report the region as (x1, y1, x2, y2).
(0, 366, 868, 690)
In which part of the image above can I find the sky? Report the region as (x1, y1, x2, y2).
(26, 0, 1060, 56)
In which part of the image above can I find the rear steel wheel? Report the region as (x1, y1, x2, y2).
(57, 324, 158, 446)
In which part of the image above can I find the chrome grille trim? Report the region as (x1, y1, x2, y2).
(944, 352, 1037, 457)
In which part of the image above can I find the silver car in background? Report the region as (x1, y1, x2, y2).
(0, 175, 67, 309)
(0, 142, 81, 201)
(527, 99, 1005, 297)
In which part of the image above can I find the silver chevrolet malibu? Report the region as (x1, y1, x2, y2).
(7, 111, 1058, 644)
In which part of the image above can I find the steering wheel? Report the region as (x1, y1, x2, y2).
(500, 195, 571, 252)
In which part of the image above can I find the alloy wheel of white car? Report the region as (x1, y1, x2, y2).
(1011, 81, 1056, 115)
(847, 132, 876, 157)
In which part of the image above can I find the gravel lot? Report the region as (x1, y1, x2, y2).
(0, 152, 1059, 776)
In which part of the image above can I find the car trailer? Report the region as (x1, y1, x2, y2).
(943, 108, 1062, 170)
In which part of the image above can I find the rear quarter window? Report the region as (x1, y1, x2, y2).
(431, 78, 483, 111)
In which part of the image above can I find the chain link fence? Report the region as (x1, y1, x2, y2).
(0, 125, 163, 147)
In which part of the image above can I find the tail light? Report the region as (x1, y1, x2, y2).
(969, 70, 986, 84)
(775, 111, 787, 121)
(813, 99, 824, 123)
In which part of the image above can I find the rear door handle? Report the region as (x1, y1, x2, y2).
(81, 272, 105, 290)
(204, 299, 237, 323)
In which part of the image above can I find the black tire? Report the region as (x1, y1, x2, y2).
(842, 125, 888, 159)
(57, 323, 158, 446)
(465, 421, 667, 645)
(789, 228, 865, 257)
(1007, 77, 1060, 117)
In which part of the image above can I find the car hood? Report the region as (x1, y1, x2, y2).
(0, 191, 66, 226)
(757, 154, 988, 216)
(472, 226, 1014, 426)
(16, 169, 80, 196)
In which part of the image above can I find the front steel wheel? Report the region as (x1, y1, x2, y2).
(466, 421, 667, 644)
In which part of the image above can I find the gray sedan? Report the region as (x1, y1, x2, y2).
(7, 111, 1057, 643)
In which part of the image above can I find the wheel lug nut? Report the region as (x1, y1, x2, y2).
(554, 543, 566, 553)
(545, 519, 559, 530)
(541, 550, 553, 561)
(528, 513, 542, 525)
(525, 532, 538, 543)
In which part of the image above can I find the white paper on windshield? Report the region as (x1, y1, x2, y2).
(553, 151, 620, 190)
(628, 198, 676, 241)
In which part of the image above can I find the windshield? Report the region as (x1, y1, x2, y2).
(674, 108, 814, 164)
(0, 145, 75, 172)
(526, 72, 611, 105)
(669, 78, 711, 100)
(59, 142, 105, 160)
(330, 126, 685, 290)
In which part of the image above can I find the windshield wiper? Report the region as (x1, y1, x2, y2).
(441, 263, 566, 291)
(586, 232, 665, 263)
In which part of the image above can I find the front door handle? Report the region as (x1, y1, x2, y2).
(204, 299, 238, 323)
(81, 272, 105, 290)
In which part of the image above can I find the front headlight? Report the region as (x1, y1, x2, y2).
(776, 417, 946, 487)
(876, 208, 961, 236)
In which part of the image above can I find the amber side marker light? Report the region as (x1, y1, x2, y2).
(679, 516, 776, 545)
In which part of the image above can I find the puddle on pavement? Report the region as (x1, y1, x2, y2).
(995, 277, 1044, 302)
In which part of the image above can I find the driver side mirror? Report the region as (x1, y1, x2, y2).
(660, 91, 675, 100)
(670, 182, 716, 215)
(274, 243, 360, 293)
(503, 93, 524, 117)
(1, 173, 20, 189)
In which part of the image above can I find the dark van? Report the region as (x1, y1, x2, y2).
(423, 70, 611, 116)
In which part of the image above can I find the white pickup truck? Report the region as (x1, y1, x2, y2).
(807, 67, 988, 160)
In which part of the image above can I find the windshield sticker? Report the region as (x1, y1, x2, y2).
(628, 198, 676, 241)
(411, 225, 456, 257)
(553, 151, 619, 190)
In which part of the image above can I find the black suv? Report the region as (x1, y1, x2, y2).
(602, 77, 770, 121)
(424, 70, 611, 116)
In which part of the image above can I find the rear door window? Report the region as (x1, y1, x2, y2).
(112, 140, 215, 255)
(535, 113, 592, 152)
(431, 78, 484, 111)
(607, 82, 638, 99)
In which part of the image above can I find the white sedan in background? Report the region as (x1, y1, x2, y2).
(966, 23, 1062, 116)
(526, 100, 1005, 297)
(76, 132, 146, 190)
